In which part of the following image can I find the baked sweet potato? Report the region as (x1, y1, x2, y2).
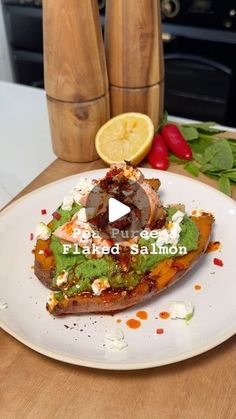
(36, 213, 214, 316)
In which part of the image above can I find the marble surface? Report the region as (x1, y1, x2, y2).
(0, 82, 55, 209)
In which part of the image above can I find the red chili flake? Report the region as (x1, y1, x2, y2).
(52, 211, 61, 220)
(41, 209, 47, 215)
(213, 258, 224, 267)
(206, 241, 221, 253)
(156, 328, 164, 334)
(44, 248, 52, 257)
(30, 233, 34, 241)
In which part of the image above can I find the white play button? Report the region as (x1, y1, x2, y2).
(108, 197, 131, 223)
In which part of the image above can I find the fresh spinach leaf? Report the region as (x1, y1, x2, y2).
(169, 154, 187, 164)
(179, 126, 199, 141)
(203, 140, 233, 170)
(190, 137, 213, 155)
(198, 127, 222, 135)
(202, 146, 217, 164)
(192, 152, 205, 164)
(184, 162, 199, 177)
(182, 122, 216, 129)
(218, 175, 231, 196)
(220, 169, 236, 180)
(200, 163, 218, 173)
(204, 172, 221, 181)
(211, 140, 234, 170)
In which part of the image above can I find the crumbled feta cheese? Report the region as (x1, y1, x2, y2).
(172, 210, 185, 224)
(76, 178, 95, 193)
(91, 277, 110, 296)
(56, 271, 69, 287)
(169, 301, 194, 320)
(35, 222, 51, 240)
(0, 301, 8, 310)
(105, 328, 128, 350)
(155, 210, 186, 247)
(70, 189, 83, 205)
(156, 229, 170, 247)
(70, 178, 95, 204)
(76, 207, 96, 222)
(61, 194, 74, 211)
(169, 222, 182, 245)
(38, 250, 44, 255)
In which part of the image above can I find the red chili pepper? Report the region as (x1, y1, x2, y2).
(44, 248, 52, 257)
(52, 211, 61, 220)
(213, 258, 224, 267)
(41, 209, 47, 215)
(147, 134, 169, 170)
(161, 124, 192, 160)
(156, 328, 164, 334)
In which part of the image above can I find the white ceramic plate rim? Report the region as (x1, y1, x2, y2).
(0, 168, 235, 370)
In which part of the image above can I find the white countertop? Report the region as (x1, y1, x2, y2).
(0, 82, 55, 209)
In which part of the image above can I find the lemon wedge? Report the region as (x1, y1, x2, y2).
(95, 112, 154, 165)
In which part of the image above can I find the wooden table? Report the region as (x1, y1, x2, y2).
(1, 158, 236, 419)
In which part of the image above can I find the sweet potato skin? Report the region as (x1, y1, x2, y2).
(34, 238, 56, 290)
(44, 214, 214, 316)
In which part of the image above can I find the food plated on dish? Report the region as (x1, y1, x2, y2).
(34, 164, 214, 316)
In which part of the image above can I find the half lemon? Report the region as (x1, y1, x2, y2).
(95, 112, 154, 165)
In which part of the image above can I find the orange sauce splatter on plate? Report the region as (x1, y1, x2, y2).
(126, 319, 141, 329)
(156, 328, 164, 334)
(116, 319, 122, 324)
(194, 284, 202, 291)
(136, 310, 148, 320)
(159, 311, 170, 319)
(206, 241, 221, 253)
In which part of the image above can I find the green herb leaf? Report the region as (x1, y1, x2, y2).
(200, 163, 218, 173)
(182, 121, 216, 129)
(203, 140, 234, 170)
(169, 154, 187, 164)
(203, 172, 221, 180)
(198, 127, 222, 135)
(192, 152, 205, 164)
(211, 140, 234, 170)
(202, 146, 217, 164)
(179, 126, 199, 141)
(190, 137, 214, 155)
(184, 162, 199, 177)
(218, 175, 231, 196)
(220, 169, 236, 180)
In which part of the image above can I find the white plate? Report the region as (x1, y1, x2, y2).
(0, 169, 236, 370)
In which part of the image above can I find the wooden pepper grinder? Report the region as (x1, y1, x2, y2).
(105, 0, 164, 129)
(43, 0, 110, 162)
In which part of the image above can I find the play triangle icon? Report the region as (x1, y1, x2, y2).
(108, 197, 131, 223)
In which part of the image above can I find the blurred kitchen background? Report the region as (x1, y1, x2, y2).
(1, 0, 236, 127)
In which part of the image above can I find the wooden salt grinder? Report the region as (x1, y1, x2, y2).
(43, 0, 110, 162)
(105, 0, 164, 129)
